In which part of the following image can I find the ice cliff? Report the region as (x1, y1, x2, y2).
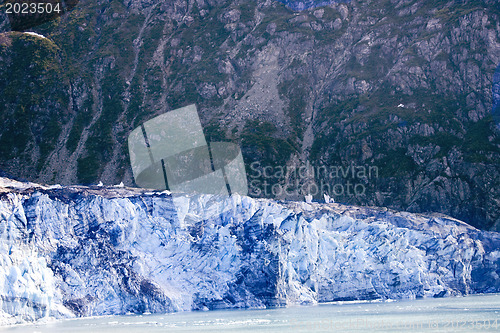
(0, 177, 499, 325)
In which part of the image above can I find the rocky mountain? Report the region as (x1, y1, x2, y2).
(0, 177, 499, 325)
(0, 0, 499, 230)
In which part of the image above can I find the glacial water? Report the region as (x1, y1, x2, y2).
(2, 294, 499, 332)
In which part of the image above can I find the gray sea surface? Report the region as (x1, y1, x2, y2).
(1, 294, 499, 332)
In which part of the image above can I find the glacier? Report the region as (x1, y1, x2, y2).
(0, 177, 499, 325)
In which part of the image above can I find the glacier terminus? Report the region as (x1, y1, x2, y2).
(0, 177, 498, 325)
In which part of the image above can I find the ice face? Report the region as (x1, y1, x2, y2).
(0, 178, 498, 325)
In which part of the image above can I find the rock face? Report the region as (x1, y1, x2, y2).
(0, 178, 498, 325)
(0, 0, 499, 231)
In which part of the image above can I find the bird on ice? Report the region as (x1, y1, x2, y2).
(324, 193, 334, 203)
(305, 194, 313, 203)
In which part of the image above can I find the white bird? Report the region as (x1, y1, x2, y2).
(305, 194, 313, 203)
(324, 193, 334, 203)
(117, 182, 124, 187)
(97, 181, 103, 187)
(398, 103, 405, 108)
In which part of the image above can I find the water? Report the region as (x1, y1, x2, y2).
(2, 294, 499, 332)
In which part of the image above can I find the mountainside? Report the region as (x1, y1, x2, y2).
(0, 177, 499, 325)
(0, 0, 500, 230)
